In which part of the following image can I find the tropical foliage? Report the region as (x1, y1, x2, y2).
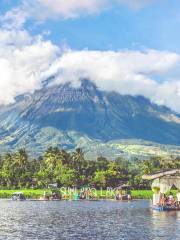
(0, 148, 179, 189)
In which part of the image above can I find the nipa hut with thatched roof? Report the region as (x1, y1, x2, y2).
(142, 169, 180, 194)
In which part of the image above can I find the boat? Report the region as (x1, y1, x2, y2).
(152, 205, 180, 211)
(12, 192, 26, 201)
(39, 190, 61, 201)
(115, 184, 132, 201)
(142, 169, 180, 212)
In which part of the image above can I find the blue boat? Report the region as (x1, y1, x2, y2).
(152, 205, 180, 211)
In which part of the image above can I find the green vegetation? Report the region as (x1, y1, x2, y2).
(0, 189, 46, 199)
(132, 190, 153, 199)
(0, 147, 179, 194)
(114, 142, 180, 159)
(1, 189, 178, 200)
(0, 189, 153, 199)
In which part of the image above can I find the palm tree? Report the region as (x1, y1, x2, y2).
(71, 148, 85, 168)
(14, 149, 28, 170)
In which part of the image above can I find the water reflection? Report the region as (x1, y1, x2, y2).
(0, 200, 179, 240)
(151, 209, 180, 240)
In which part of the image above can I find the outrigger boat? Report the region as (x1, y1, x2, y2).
(115, 184, 132, 201)
(152, 205, 180, 212)
(39, 190, 61, 201)
(12, 192, 26, 201)
(142, 169, 180, 211)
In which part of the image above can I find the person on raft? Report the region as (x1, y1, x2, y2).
(176, 191, 180, 206)
(166, 192, 174, 206)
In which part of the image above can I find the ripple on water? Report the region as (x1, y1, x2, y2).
(0, 200, 180, 240)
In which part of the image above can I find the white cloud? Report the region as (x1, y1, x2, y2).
(37, 0, 108, 19)
(43, 49, 180, 113)
(0, 0, 158, 28)
(36, 0, 158, 18)
(0, 29, 31, 46)
(0, 7, 28, 29)
(0, 28, 179, 112)
(0, 29, 59, 105)
(153, 81, 180, 112)
(0, 7, 179, 114)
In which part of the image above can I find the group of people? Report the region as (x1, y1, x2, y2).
(73, 188, 96, 200)
(115, 190, 132, 201)
(39, 191, 61, 201)
(153, 191, 180, 207)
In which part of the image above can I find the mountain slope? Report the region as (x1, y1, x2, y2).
(0, 80, 179, 157)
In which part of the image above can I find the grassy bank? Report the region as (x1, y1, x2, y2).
(87, 189, 154, 199)
(0, 189, 178, 200)
(0, 189, 48, 199)
(0, 189, 154, 199)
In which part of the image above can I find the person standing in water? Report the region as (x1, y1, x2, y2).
(153, 192, 160, 206)
(176, 191, 180, 206)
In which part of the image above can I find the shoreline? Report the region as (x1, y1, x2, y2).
(0, 189, 177, 200)
(0, 189, 154, 199)
(0, 198, 150, 201)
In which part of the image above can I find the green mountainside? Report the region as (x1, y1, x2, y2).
(0, 80, 179, 159)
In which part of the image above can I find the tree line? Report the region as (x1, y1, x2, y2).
(0, 147, 179, 189)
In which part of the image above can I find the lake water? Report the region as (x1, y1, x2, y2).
(0, 200, 180, 240)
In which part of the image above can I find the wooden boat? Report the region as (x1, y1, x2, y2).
(38, 190, 61, 201)
(115, 184, 132, 201)
(142, 169, 180, 212)
(152, 205, 180, 211)
(12, 192, 26, 201)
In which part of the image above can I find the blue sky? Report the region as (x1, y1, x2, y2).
(39, 1, 180, 52)
(0, 0, 180, 113)
(1, 0, 180, 52)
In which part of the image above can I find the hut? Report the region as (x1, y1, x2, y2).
(142, 169, 180, 211)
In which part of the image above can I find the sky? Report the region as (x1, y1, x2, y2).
(0, 0, 180, 113)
